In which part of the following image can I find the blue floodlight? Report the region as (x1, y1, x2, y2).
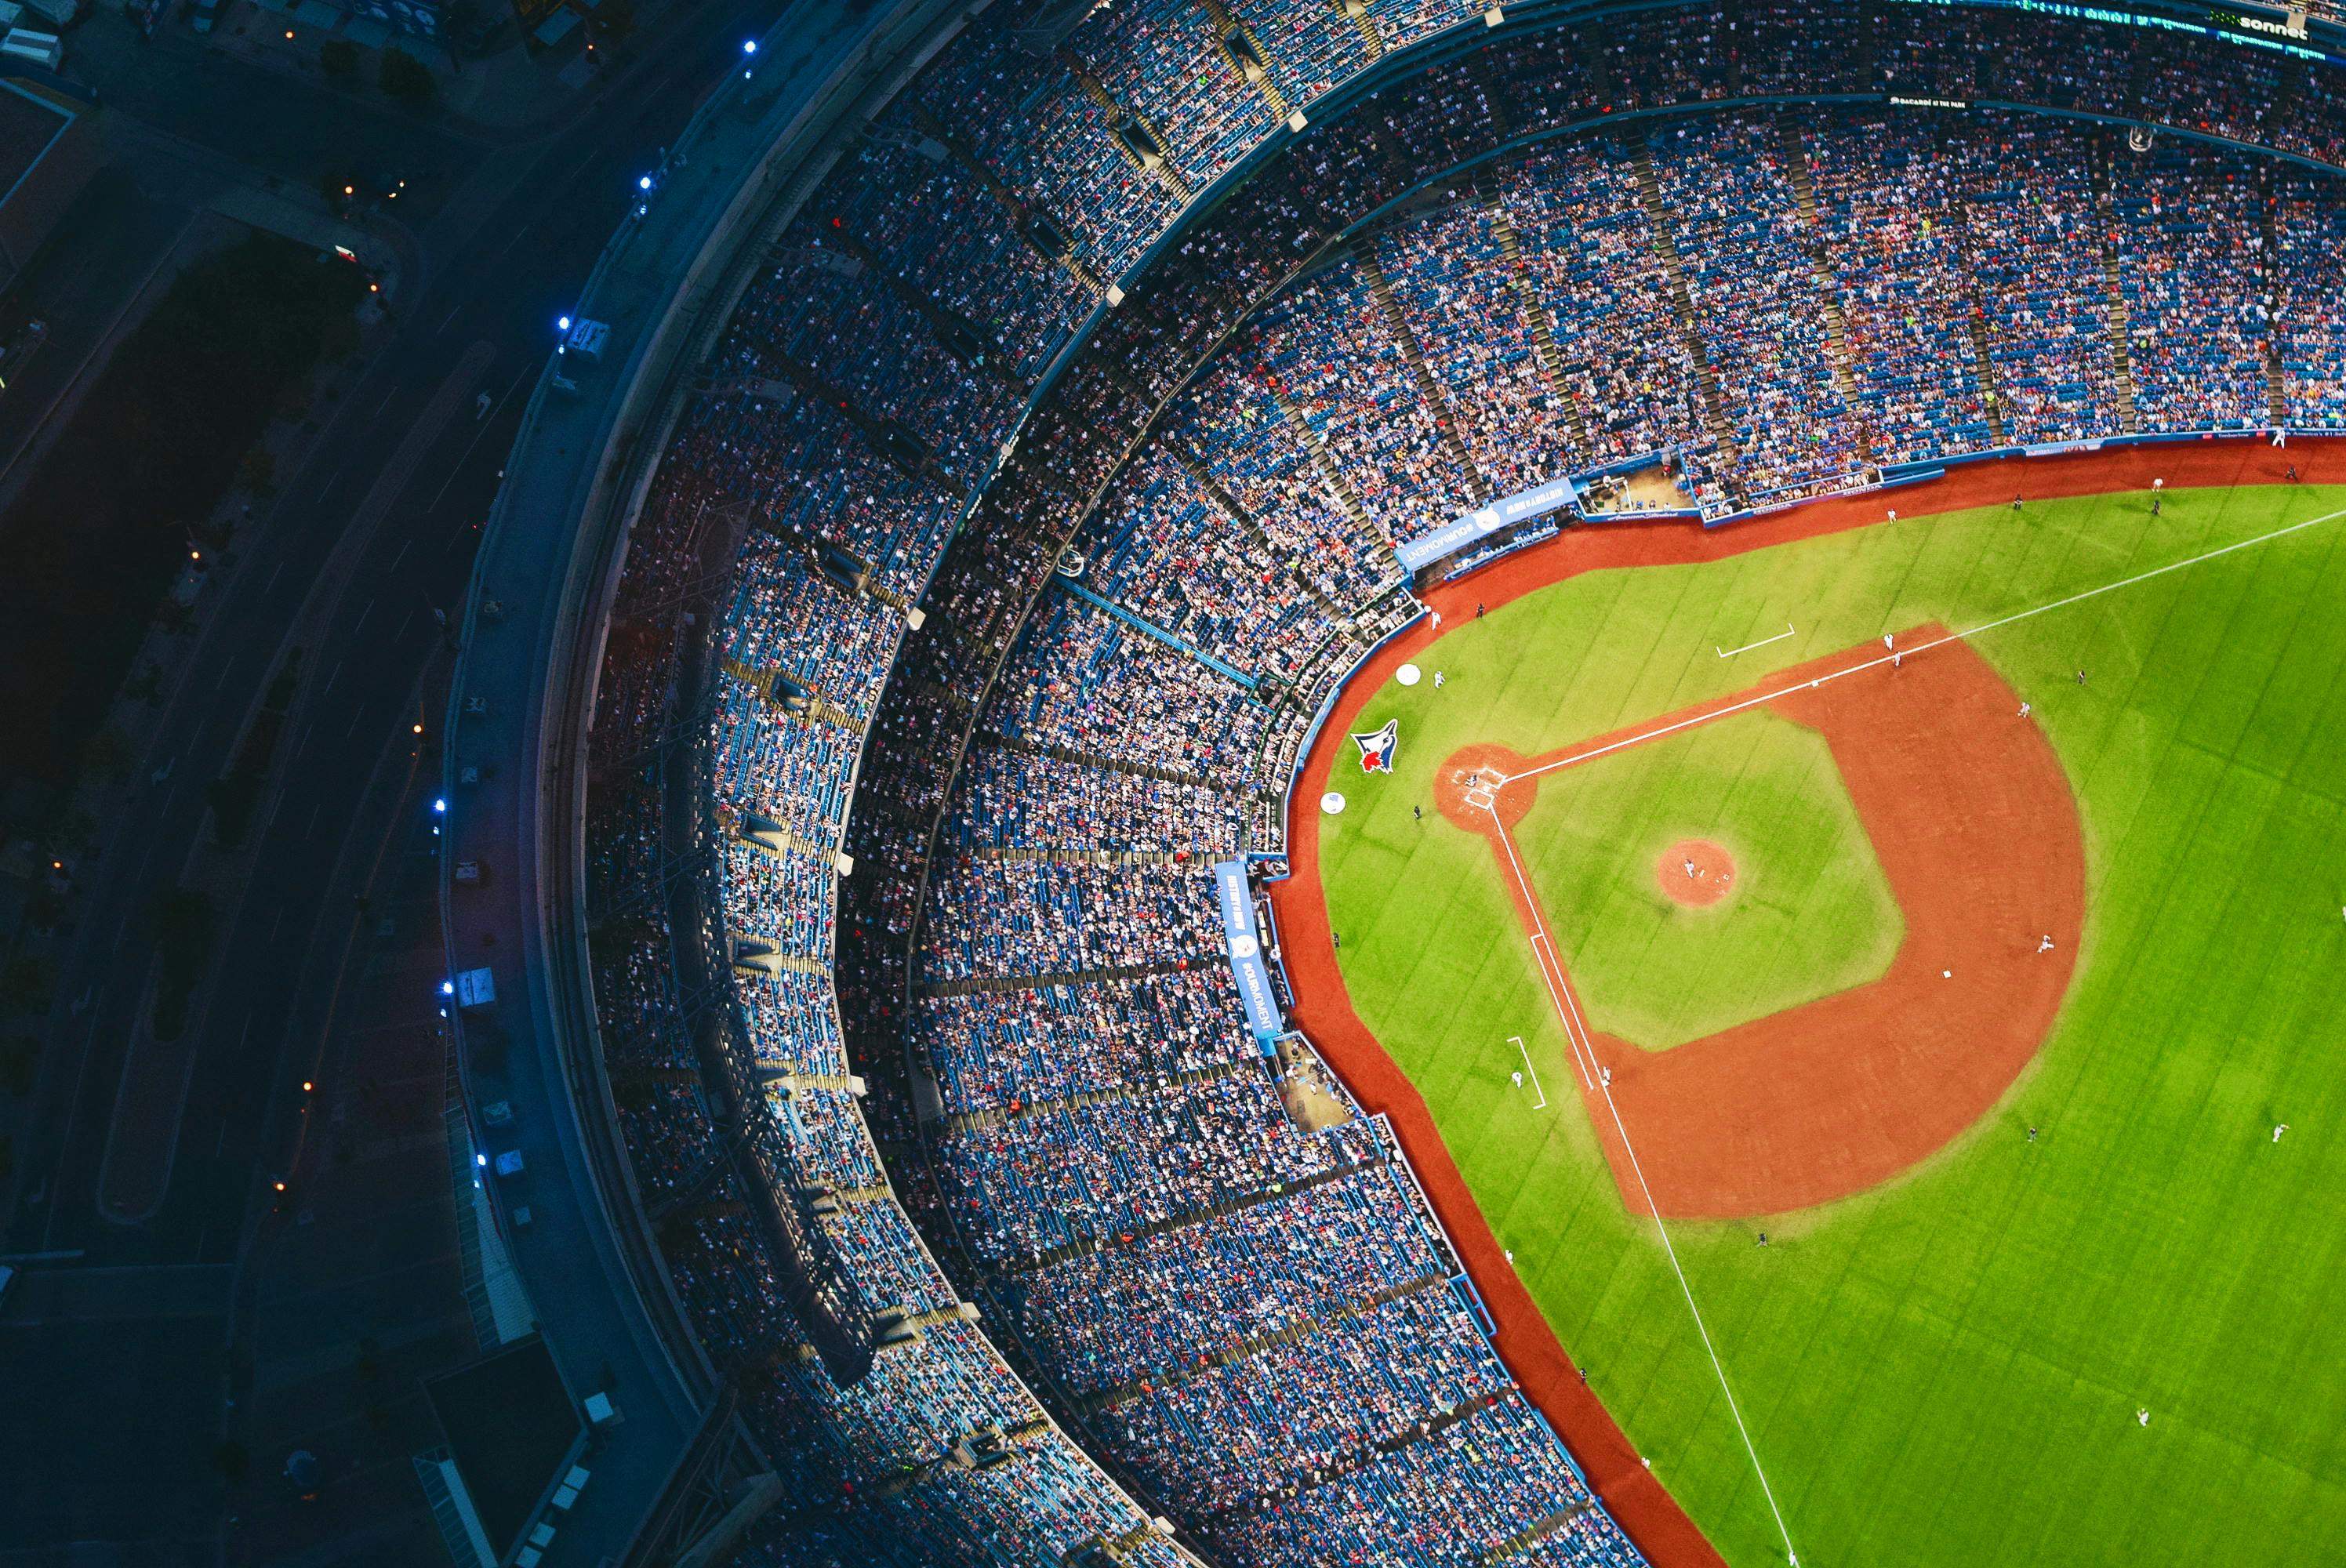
(434, 797, 447, 813)
(743, 37, 757, 53)
(639, 174, 653, 191)
(557, 314, 572, 332)
(441, 979, 455, 996)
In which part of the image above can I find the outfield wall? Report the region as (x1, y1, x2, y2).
(1263, 437, 2344, 1568)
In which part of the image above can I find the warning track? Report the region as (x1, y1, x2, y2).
(1269, 438, 2337, 1568)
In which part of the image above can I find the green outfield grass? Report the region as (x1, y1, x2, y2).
(1322, 485, 2346, 1568)
(1513, 706, 1900, 1051)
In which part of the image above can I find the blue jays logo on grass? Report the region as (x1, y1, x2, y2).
(1352, 718, 1398, 774)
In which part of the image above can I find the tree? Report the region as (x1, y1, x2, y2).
(594, 0, 634, 46)
(206, 773, 261, 848)
(148, 886, 214, 1042)
(237, 446, 276, 499)
(81, 724, 133, 786)
(0, 954, 55, 1017)
(149, 886, 213, 965)
(379, 47, 438, 107)
(0, 234, 368, 793)
(0, 1035, 38, 1094)
(320, 38, 359, 78)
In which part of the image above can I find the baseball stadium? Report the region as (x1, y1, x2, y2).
(428, 0, 2346, 1563)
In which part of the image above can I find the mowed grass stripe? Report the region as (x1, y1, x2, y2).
(1323, 485, 2346, 1568)
(1520, 710, 1900, 1050)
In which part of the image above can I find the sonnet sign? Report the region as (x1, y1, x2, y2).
(1214, 859, 1283, 1041)
(1395, 476, 1581, 572)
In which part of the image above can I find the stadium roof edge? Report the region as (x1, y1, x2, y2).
(434, 0, 982, 1556)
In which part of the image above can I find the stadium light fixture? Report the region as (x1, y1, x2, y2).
(476, 1152, 488, 1167)
(639, 174, 653, 191)
(557, 314, 572, 332)
(434, 798, 447, 813)
(441, 980, 455, 996)
(742, 37, 757, 53)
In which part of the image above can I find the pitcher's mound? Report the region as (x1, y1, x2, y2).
(1658, 840, 1736, 907)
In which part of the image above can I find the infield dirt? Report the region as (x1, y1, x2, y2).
(1442, 630, 2083, 1217)
(1654, 841, 1735, 908)
(1270, 437, 2340, 1568)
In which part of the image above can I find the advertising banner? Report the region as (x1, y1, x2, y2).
(1395, 475, 1581, 572)
(1213, 858, 1283, 1041)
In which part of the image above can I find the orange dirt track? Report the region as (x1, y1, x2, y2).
(1447, 629, 2084, 1218)
(1267, 439, 2340, 1568)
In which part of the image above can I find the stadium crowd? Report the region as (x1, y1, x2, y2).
(565, 2, 2346, 1563)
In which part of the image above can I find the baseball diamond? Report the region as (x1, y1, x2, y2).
(1284, 450, 2346, 1568)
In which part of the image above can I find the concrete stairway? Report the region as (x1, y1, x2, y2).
(2257, 165, 2291, 430)
(1483, 185, 1596, 460)
(2090, 151, 2145, 435)
(1774, 114, 1867, 420)
(1629, 142, 1739, 463)
(1353, 240, 1490, 503)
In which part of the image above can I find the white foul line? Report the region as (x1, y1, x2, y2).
(1471, 499, 2346, 1566)
(1508, 1034, 1549, 1109)
(1508, 503, 2346, 788)
(1716, 622, 1795, 659)
(1487, 800, 1803, 1566)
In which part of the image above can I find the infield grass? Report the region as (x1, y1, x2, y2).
(1321, 485, 2346, 1568)
(1514, 706, 1901, 1050)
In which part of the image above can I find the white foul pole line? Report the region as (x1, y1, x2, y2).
(1717, 622, 1796, 659)
(1489, 816, 1600, 1094)
(1484, 800, 1803, 1566)
(1465, 500, 2346, 1566)
(1508, 1034, 1549, 1109)
(1506, 503, 2346, 789)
